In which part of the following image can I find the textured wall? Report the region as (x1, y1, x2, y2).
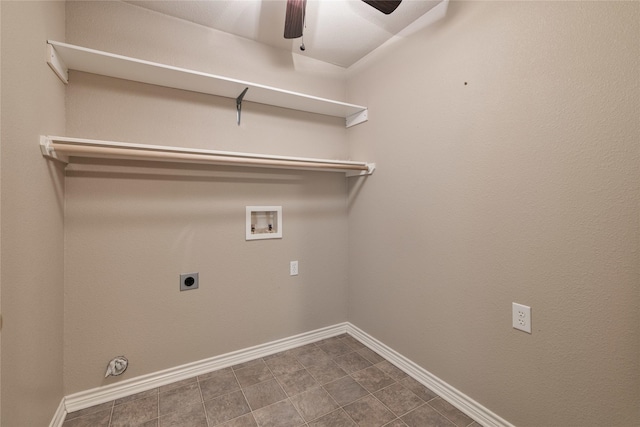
(0, 1, 66, 425)
(347, 1, 639, 426)
(63, 1, 351, 394)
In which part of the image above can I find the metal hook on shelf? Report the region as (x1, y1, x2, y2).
(236, 87, 249, 126)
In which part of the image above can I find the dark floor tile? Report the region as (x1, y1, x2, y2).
(263, 349, 295, 361)
(200, 367, 234, 380)
(235, 361, 274, 388)
(115, 388, 158, 406)
(343, 394, 395, 426)
(306, 359, 348, 384)
(199, 368, 241, 401)
(288, 343, 318, 357)
(159, 381, 202, 416)
(243, 378, 287, 411)
(333, 351, 372, 374)
(159, 376, 197, 393)
(428, 397, 475, 427)
(375, 361, 408, 381)
(316, 336, 344, 347)
(252, 399, 305, 427)
(159, 401, 207, 427)
(204, 390, 251, 426)
(62, 408, 111, 427)
(323, 376, 369, 406)
(401, 404, 456, 427)
(290, 386, 339, 422)
(308, 409, 357, 427)
(64, 401, 114, 421)
(219, 413, 258, 427)
(111, 395, 158, 427)
(374, 383, 424, 417)
(357, 347, 385, 364)
(342, 335, 367, 350)
(295, 346, 332, 367)
(398, 377, 438, 402)
(232, 358, 265, 371)
(351, 366, 395, 392)
(276, 368, 320, 396)
(265, 353, 304, 376)
(383, 420, 407, 427)
(318, 340, 353, 358)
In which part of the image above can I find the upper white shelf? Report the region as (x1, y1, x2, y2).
(46, 40, 368, 128)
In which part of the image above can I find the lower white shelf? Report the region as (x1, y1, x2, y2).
(39, 136, 375, 177)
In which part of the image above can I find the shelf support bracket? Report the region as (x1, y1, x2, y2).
(346, 163, 376, 177)
(46, 43, 69, 84)
(39, 136, 68, 163)
(236, 87, 249, 126)
(346, 109, 368, 128)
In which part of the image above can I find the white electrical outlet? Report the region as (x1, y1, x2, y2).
(512, 302, 531, 333)
(290, 261, 299, 276)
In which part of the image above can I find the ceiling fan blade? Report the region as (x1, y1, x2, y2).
(284, 0, 306, 39)
(362, 0, 402, 15)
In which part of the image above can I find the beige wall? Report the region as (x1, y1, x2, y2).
(2, 1, 638, 425)
(0, 2, 3, 420)
(0, 1, 66, 425)
(347, 2, 639, 426)
(63, 1, 351, 395)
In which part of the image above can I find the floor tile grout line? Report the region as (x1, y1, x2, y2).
(108, 400, 115, 427)
(261, 354, 292, 407)
(337, 334, 415, 426)
(255, 358, 306, 424)
(370, 378, 426, 420)
(230, 364, 255, 425)
(201, 400, 210, 427)
(285, 342, 348, 426)
(195, 375, 211, 427)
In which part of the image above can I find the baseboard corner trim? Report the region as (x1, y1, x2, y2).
(49, 397, 67, 427)
(64, 322, 349, 414)
(345, 323, 515, 427)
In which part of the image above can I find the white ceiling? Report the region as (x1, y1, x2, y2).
(125, 0, 443, 68)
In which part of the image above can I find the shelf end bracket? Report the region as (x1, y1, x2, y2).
(346, 163, 376, 178)
(46, 42, 68, 84)
(40, 136, 68, 164)
(346, 108, 368, 128)
(236, 87, 249, 126)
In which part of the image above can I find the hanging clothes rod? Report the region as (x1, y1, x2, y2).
(39, 136, 375, 176)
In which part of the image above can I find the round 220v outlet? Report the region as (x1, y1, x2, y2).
(180, 272, 199, 291)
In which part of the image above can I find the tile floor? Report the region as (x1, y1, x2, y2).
(63, 334, 483, 427)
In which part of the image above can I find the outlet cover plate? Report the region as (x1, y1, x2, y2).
(512, 302, 531, 333)
(180, 273, 199, 291)
(290, 261, 299, 276)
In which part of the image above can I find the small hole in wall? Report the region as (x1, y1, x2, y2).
(464, 82, 468, 85)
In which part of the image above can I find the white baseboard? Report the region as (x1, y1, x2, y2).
(64, 322, 349, 413)
(60, 321, 513, 427)
(345, 323, 515, 427)
(48, 398, 67, 427)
